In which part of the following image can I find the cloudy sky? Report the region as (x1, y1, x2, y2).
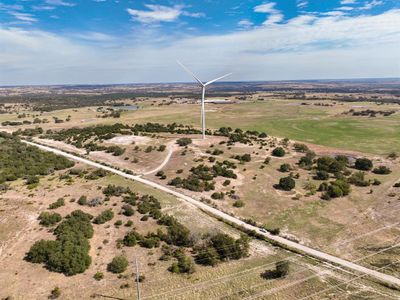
(0, 0, 399, 85)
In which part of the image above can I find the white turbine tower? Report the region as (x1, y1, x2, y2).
(177, 61, 232, 139)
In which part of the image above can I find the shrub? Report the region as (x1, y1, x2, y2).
(49, 198, 65, 209)
(169, 254, 195, 274)
(278, 176, 295, 191)
(93, 209, 114, 224)
(26, 175, 40, 185)
(355, 158, 373, 171)
(272, 147, 285, 157)
(279, 163, 291, 172)
(176, 138, 192, 147)
(122, 205, 134, 216)
(348, 172, 370, 186)
(195, 246, 219, 266)
(77, 195, 87, 205)
(123, 231, 138, 247)
(233, 200, 244, 208)
(372, 166, 391, 175)
(223, 180, 231, 186)
(261, 261, 290, 279)
(211, 192, 224, 200)
(49, 287, 61, 299)
(108, 255, 128, 273)
(94, 272, 104, 281)
(293, 143, 309, 153)
(314, 170, 329, 180)
(38, 212, 62, 227)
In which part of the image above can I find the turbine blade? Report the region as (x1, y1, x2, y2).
(177, 60, 204, 86)
(204, 73, 232, 86)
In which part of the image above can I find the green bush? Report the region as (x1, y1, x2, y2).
(93, 209, 114, 224)
(176, 138, 192, 147)
(77, 195, 87, 205)
(49, 198, 65, 209)
(38, 212, 62, 227)
(123, 231, 138, 247)
(94, 271, 104, 281)
(108, 255, 128, 273)
(279, 163, 291, 172)
(278, 176, 295, 191)
(372, 166, 391, 175)
(355, 158, 373, 171)
(272, 147, 285, 157)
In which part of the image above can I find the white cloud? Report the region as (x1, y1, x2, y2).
(337, 6, 354, 11)
(341, 0, 357, 4)
(359, 0, 384, 10)
(1, 9, 400, 85)
(297, 1, 309, 9)
(9, 12, 37, 23)
(127, 5, 203, 24)
(254, 2, 284, 25)
(32, 5, 56, 11)
(238, 19, 254, 29)
(45, 0, 75, 7)
(72, 32, 114, 42)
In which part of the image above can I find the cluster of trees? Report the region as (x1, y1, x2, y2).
(38, 212, 62, 226)
(294, 151, 390, 199)
(25, 210, 93, 276)
(195, 233, 250, 266)
(0, 133, 74, 184)
(176, 138, 192, 147)
(132, 122, 201, 135)
(93, 209, 114, 224)
(215, 127, 267, 145)
(168, 162, 237, 192)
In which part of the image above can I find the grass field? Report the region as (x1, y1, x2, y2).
(1, 98, 400, 155)
(123, 100, 400, 155)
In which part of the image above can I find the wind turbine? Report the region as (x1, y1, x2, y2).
(177, 61, 232, 139)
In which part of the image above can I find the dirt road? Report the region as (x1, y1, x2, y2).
(23, 140, 400, 289)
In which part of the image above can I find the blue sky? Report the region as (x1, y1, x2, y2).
(0, 0, 399, 85)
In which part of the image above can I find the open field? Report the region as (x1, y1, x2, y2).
(1, 81, 400, 299)
(2, 97, 400, 155)
(3, 164, 396, 300)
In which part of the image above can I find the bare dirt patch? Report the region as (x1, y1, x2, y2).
(105, 134, 151, 146)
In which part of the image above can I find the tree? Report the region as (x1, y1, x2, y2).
(108, 255, 128, 273)
(278, 176, 295, 191)
(261, 260, 290, 279)
(93, 209, 114, 224)
(272, 147, 285, 157)
(372, 166, 391, 175)
(279, 163, 291, 172)
(355, 158, 373, 171)
(195, 246, 219, 266)
(122, 204, 134, 216)
(123, 231, 138, 247)
(276, 260, 290, 277)
(38, 212, 62, 227)
(314, 170, 329, 180)
(176, 138, 192, 147)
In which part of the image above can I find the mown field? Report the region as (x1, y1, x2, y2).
(122, 100, 400, 155)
